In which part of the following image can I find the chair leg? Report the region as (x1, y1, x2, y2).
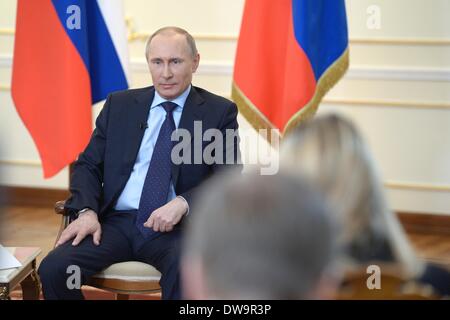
(116, 293, 129, 300)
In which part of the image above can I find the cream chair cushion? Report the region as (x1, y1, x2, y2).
(93, 261, 161, 281)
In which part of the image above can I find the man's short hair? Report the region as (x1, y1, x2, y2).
(183, 170, 338, 299)
(145, 26, 198, 60)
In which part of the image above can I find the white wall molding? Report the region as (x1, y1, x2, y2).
(2, 56, 450, 110)
(345, 66, 450, 82)
(0, 55, 11, 68)
(0, 28, 14, 36)
(130, 58, 450, 82)
(3, 27, 450, 46)
(385, 181, 450, 193)
(2, 54, 450, 82)
(1, 160, 449, 192)
(322, 98, 450, 110)
(0, 159, 41, 167)
(350, 37, 450, 46)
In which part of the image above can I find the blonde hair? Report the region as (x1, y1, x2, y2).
(281, 113, 423, 278)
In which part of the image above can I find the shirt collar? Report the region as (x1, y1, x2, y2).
(150, 85, 191, 110)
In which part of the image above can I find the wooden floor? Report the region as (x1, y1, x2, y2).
(3, 204, 450, 268)
(1, 204, 450, 299)
(0, 205, 61, 267)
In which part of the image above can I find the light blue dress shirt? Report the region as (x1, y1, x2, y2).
(114, 85, 191, 210)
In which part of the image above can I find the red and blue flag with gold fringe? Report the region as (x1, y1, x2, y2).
(232, 0, 349, 137)
(12, 0, 129, 178)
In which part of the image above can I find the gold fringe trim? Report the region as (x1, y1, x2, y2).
(231, 83, 280, 144)
(284, 48, 350, 136)
(232, 47, 349, 143)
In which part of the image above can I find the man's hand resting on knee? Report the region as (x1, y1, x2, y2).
(144, 196, 188, 233)
(56, 210, 102, 247)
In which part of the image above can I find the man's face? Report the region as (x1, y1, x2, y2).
(147, 33, 199, 100)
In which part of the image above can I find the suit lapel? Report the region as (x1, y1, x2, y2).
(172, 86, 206, 187)
(121, 87, 155, 173)
(119, 86, 204, 191)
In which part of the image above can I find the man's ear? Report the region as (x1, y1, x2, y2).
(192, 53, 200, 73)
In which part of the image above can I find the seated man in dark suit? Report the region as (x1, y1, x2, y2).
(38, 26, 241, 300)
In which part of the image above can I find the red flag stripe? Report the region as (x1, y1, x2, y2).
(233, 0, 316, 132)
(11, 0, 92, 178)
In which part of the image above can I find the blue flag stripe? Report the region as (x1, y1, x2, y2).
(51, 0, 128, 103)
(291, 0, 348, 81)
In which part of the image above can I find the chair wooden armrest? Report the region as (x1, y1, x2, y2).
(54, 200, 74, 247)
(54, 200, 70, 216)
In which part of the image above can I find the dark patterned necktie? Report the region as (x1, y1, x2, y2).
(136, 101, 177, 238)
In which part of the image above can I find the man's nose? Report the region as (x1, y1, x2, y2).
(162, 64, 173, 78)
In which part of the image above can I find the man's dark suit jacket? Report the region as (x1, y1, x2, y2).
(65, 85, 241, 220)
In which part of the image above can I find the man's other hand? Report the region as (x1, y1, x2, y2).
(55, 210, 102, 247)
(144, 197, 188, 232)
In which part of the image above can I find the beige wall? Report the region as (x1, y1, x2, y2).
(0, 0, 449, 214)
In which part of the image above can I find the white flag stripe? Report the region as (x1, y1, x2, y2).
(96, 0, 131, 86)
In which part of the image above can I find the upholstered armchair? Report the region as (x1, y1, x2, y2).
(54, 200, 161, 300)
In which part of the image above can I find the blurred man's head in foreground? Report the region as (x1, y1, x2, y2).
(182, 170, 339, 299)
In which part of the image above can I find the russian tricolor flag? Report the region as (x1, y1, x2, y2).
(232, 0, 349, 138)
(12, 0, 129, 178)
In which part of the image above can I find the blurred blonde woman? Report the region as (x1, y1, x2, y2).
(281, 113, 450, 296)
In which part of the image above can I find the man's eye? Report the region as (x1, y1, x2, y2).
(173, 59, 180, 64)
